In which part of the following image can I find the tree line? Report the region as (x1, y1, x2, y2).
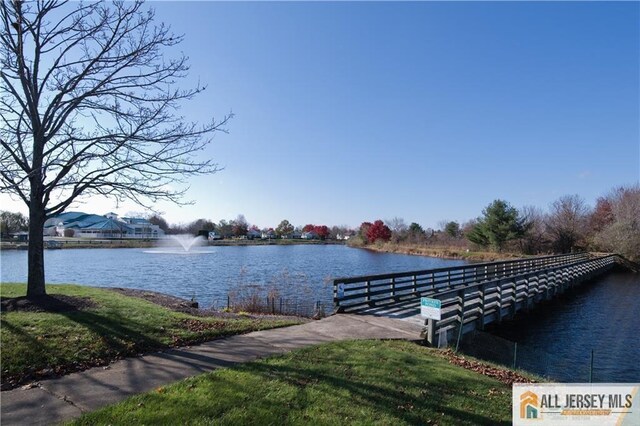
(147, 213, 349, 241)
(3, 184, 637, 260)
(351, 184, 639, 262)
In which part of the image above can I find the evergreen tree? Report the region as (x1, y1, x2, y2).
(467, 200, 528, 251)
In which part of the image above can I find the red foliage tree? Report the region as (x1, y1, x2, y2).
(359, 222, 373, 243)
(367, 220, 392, 243)
(590, 197, 614, 232)
(314, 225, 330, 240)
(302, 224, 315, 232)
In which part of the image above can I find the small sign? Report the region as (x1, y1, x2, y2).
(337, 283, 345, 299)
(421, 297, 441, 320)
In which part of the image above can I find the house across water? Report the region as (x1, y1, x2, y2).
(44, 212, 165, 239)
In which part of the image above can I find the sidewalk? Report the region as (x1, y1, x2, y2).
(0, 314, 424, 425)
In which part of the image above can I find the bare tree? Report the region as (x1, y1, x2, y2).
(518, 205, 548, 254)
(0, 1, 230, 297)
(545, 195, 590, 253)
(593, 185, 640, 261)
(386, 216, 407, 242)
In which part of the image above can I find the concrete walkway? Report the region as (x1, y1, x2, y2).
(0, 314, 424, 425)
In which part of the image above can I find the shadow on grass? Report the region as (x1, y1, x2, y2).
(88, 342, 511, 426)
(241, 362, 508, 425)
(0, 302, 167, 389)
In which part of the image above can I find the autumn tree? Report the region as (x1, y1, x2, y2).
(590, 197, 615, 233)
(276, 219, 294, 237)
(313, 225, 330, 240)
(358, 221, 373, 243)
(302, 224, 315, 233)
(232, 215, 248, 237)
(593, 185, 640, 261)
(367, 220, 392, 244)
(0, 1, 230, 297)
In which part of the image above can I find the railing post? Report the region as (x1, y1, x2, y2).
(390, 277, 396, 298)
(366, 280, 371, 304)
(525, 275, 532, 312)
(478, 283, 486, 330)
(510, 280, 517, 318)
(412, 274, 417, 295)
(497, 280, 503, 323)
(455, 289, 466, 351)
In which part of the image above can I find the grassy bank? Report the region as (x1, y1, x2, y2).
(0, 239, 157, 250)
(72, 340, 526, 425)
(349, 241, 528, 262)
(0, 284, 302, 389)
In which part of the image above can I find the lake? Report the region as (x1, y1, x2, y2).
(0, 244, 466, 309)
(1, 244, 637, 382)
(487, 269, 640, 383)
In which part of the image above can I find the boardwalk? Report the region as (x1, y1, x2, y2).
(333, 253, 623, 345)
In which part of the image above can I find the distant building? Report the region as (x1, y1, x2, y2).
(44, 212, 164, 239)
(301, 231, 318, 240)
(246, 229, 262, 240)
(208, 231, 223, 240)
(261, 229, 277, 239)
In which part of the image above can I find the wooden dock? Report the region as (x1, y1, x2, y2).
(333, 253, 624, 345)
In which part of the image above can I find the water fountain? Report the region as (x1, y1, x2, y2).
(146, 234, 209, 254)
(170, 234, 205, 252)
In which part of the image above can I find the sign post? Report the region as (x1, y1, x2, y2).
(420, 297, 441, 320)
(421, 297, 442, 347)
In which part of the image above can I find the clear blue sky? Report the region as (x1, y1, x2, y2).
(4, 1, 638, 229)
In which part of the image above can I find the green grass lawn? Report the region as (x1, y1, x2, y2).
(72, 340, 514, 426)
(0, 283, 301, 388)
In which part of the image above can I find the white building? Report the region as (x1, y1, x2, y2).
(44, 212, 164, 239)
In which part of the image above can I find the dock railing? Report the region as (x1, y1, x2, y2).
(333, 252, 591, 313)
(418, 254, 616, 345)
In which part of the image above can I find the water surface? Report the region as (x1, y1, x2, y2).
(488, 270, 640, 383)
(0, 244, 465, 308)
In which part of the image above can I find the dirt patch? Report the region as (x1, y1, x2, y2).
(108, 287, 203, 315)
(439, 349, 537, 385)
(180, 318, 226, 332)
(0, 294, 97, 313)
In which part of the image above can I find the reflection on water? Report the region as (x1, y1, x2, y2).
(488, 270, 640, 383)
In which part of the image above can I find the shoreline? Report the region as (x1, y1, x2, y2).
(0, 239, 345, 250)
(348, 242, 529, 262)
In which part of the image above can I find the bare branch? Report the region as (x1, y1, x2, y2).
(0, 0, 230, 221)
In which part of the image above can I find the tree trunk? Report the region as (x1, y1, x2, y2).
(27, 203, 46, 298)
